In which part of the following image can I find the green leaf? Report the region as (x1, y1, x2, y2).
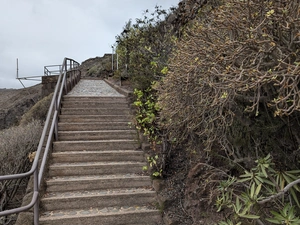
(286, 170, 300, 174)
(255, 183, 262, 196)
(282, 172, 294, 183)
(142, 166, 148, 171)
(261, 166, 268, 178)
(289, 188, 300, 207)
(239, 171, 251, 178)
(261, 177, 276, 186)
(233, 197, 242, 214)
(255, 176, 264, 185)
(250, 183, 255, 198)
(265, 154, 271, 160)
(152, 171, 161, 177)
(265, 218, 283, 224)
(237, 178, 251, 183)
(270, 210, 285, 219)
(238, 214, 260, 219)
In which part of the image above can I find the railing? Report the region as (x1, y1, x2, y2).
(0, 57, 81, 225)
(44, 65, 62, 76)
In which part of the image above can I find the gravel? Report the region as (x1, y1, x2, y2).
(67, 80, 123, 97)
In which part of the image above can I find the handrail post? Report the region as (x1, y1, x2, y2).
(64, 61, 68, 93)
(33, 170, 39, 225)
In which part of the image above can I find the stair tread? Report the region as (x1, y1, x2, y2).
(43, 187, 155, 199)
(63, 96, 127, 98)
(61, 108, 129, 110)
(59, 115, 130, 117)
(55, 139, 136, 143)
(40, 205, 159, 220)
(58, 130, 135, 133)
(51, 161, 144, 167)
(58, 122, 131, 125)
(52, 150, 141, 154)
(59, 116, 130, 119)
(47, 174, 149, 182)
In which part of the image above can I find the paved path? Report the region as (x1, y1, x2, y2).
(67, 80, 123, 97)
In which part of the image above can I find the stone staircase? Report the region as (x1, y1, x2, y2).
(39, 94, 161, 225)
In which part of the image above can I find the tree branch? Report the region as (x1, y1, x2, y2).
(258, 178, 300, 204)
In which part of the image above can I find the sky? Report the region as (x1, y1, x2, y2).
(0, 0, 180, 89)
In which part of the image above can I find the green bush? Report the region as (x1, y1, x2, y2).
(19, 93, 53, 126)
(115, 5, 175, 90)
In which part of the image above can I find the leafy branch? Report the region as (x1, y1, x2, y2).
(258, 178, 300, 205)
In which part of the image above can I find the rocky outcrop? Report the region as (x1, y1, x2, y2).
(80, 54, 116, 79)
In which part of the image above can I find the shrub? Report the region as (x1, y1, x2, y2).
(115, 5, 175, 90)
(157, 0, 300, 153)
(0, 120, 42, 212)
(156, 0, 300, 223)
(19, 93, 53, 126)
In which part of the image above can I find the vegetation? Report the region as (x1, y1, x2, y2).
(0, 93, 52, 220)
(0, 120, 42, 213)
(115, 0, 300, 223)
(19, 93, 53, 126)
(216, 154, 300, 224)
(115, 5, 175, 90)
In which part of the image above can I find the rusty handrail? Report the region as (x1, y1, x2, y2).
(0, 57, 81, 225)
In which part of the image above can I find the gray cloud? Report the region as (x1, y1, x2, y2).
(0, 0, 179, 88)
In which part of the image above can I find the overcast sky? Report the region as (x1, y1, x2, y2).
(0, 0, 180, 89)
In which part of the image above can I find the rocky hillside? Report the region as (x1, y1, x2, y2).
(80, 54, 115, 78)
(0, 85, 42, 130)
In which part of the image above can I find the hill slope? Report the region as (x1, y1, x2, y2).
(0, 84, 42, 130)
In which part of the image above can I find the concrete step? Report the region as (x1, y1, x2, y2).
(48, 161, 145, 176)
(51, 150, 144, 163)
(58, 122, 133, 131)
(46, 174, 152, 192)
(62, 101, 129, 109)
(62, 96, 128, 103)
(41, 188, 156, 211)
(60, 108, 130, 115)
(39, 90, 161, 224)
(59, 114, 131, 122)
(40, 206, 161, 225)
(58, 130, 137, 141)
(53, 140, 139, 152)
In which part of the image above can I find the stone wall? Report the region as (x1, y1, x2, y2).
(42, 75, 58, 97)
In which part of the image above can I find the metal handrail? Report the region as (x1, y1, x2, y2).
(0, 57, 81, 225)
(44, 65, 62, 76)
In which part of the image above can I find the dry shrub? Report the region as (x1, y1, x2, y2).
(19, 93, 53, 126)
(157, 0, 300, 152)
(155, 1, 300, 222)
(0, 120, 42, 211)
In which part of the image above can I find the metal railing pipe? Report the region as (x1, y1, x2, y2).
(0, 192, 39, 216)
(38, 110, 57, 188)
(0, 57, 80, 223)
